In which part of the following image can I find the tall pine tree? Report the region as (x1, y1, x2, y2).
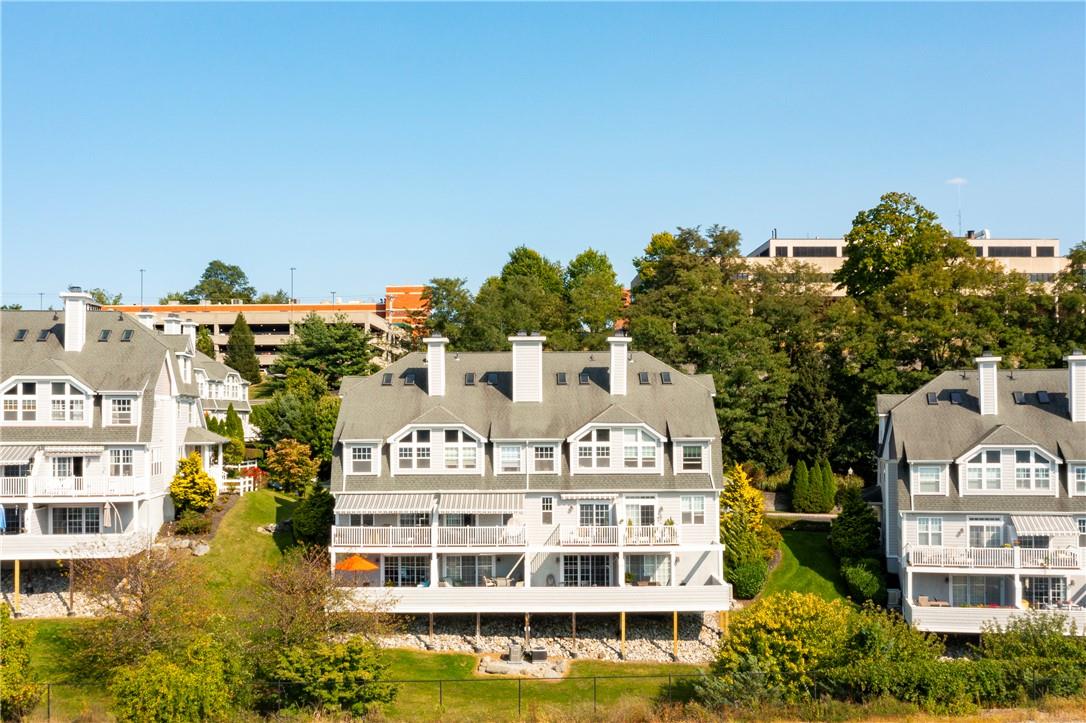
(820, 459, 837, 512)
(224, 313, 261, 384)
(224, 403, 244, 440)
(196, 326, 216, 358)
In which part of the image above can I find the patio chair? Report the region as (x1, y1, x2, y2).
(483, 576, 496, 587)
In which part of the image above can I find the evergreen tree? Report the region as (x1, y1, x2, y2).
(829, 488, 880, 559)
(205, 415, 221, 435)
(791, 460, 810, 513)
(820, 459, 837, 511)
(271, 313, 377, 390)
(224, 313, 261, 384)
(224, 403, 244, 440)
(196, 326, 216, 358)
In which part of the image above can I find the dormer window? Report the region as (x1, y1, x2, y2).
(1015, 450, 1051, 490)
(350, 445, 375, 474)
(110, 398, 133, 425)
(499, 445, 523, 473)
(965, 451, 1002, 491)
(912, 464, 945, 494)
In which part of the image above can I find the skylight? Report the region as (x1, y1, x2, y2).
(36, 329, 50, 342)
(926, 392, 938, 405)
(404, 373, 416, 386)
(120, 329, 134, 342)
(464, 372, 475, 386)
(1012, 391, 1025, 404)
(556, 372, 567, 385)
(638, 371, 650, 385)
(578, 372, 590, 385)
(381, 373, 393, 386)
(660, 372, 672, 385)
(484, 372, 497, 385)
(950, 391, 964, 405)
(14, 329, 27, 342)
(98, 329, 112, 342)
(1037, 391, 1051, 404)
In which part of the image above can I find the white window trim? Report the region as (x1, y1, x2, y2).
(1, 377, 94, 427)
(498, 444, 525, 475)
(916, 516, 943, 547)
(910, 462, 948, 496)
(956, 445, 1062, 497)
(529, 444, 559, 475)
(348, 443, 379, 476)
(1070, 465, 1086, 497)
(104, 395, 139, 427)
(568, 425, 663, 475)
(680, 495, 706, 525)
(674, 440, 710, 474)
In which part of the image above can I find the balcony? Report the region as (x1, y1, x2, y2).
(1, 477, 27, 496)
(436, 526, 524, 547)
(906, 545, 1084, 570)
(0, 531, 144, 560)
(34, 477, 139, 497)
(559, 524, 680, 547)
(903, 598, 1086, 635)
(332, 526, 432, 547)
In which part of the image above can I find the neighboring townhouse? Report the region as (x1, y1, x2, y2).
(878, 351, 1086, 634)
(330, 333, 731, 617)
(0, 288, 229, 570)
(193, 351, 256, 440)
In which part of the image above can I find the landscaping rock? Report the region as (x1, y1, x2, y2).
(191, 542, 211, 556)
(168, 537, 193, 549)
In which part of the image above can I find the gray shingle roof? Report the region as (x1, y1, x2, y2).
(1, 309, 196, 443)
(886, 369, 1085, 462)
(332, 349, 720, 493)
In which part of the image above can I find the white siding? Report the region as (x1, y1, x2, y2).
(511, 341, 543, 403)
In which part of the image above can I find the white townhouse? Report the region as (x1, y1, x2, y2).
(330, 333, 732, 617)
(0, 289, 230, 569)
(878, 351, 1086, 634)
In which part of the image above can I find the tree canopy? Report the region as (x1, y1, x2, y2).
(223, 313, 261, 384)
(270, 313, 378, 390)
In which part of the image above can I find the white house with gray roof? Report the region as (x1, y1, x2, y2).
(878, 352, 1086, 634)
(1, 289, 230, 569)
(330, 333, 732, 616)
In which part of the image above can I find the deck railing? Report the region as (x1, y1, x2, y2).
(0, 477, 28, 496)
(560, 525, 620, 546)
(907, 545, 1085, 570)
(332, 526, 432, 547)
(625, 525, 679, 545)
(437, 526, 525, 547)
(34, 477, 138, 497)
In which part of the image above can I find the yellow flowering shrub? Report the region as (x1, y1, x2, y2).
(712, 592, 851, 700)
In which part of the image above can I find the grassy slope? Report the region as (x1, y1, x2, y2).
(762, 529, 847, 601)
(381, 649, 704, 721)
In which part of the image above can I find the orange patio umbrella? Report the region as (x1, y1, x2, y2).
(335, 555, 378, 586)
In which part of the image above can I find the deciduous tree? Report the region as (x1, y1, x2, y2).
(264, 439, 319, 495)
(170, 452, 217, 514)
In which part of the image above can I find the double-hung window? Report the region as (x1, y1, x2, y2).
(442, 429, 478, 471)
(351, 446, 374, 474)
(681, 445, 704, 471)
(397, 430, 431, 470)
(913, 465, 943, 494)
(576, 429, 612, 469)
(622, 429, 656, 469)
(532, 446, 555, 473)
(110, 398, 133, 425)
(541, 496, 553, 525)
(579, 503, 610, 527)
(499, 445, 522, 473)
(110, 449, 133, 477)
(1075, 467, 1086, 496)
(965, 450, 1002, 490)
(916, 517, 942, 546)
(681, 495, 706, 525)
(1015, 450, 1052, 491)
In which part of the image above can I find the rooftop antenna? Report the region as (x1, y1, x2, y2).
(946, 177, 967, 236)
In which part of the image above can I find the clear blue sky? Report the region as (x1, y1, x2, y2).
(3, 2, 1083, 306)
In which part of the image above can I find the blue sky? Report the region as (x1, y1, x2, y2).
(3, 2, 1083, 306)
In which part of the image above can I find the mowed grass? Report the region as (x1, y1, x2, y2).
(761, 528, 847, 601)
(380, 648, 705, 721)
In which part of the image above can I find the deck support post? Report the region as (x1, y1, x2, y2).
(571, 612, 577, 658)
(475, 612, 481, 646)
(13, 560, 20, 617)
(524, 612, 531, 648)
(67, 559, 75, 616)
(620, 611, 626, 660)
(718, 610, 729, 637)
(672, 611, 678, 660)
(428, 612, 434, 647)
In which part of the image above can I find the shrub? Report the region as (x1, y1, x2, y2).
(978, 610, 1086, 662)
(109, 637, 243, 723)
(720, 463, 772, 569)
(728, 559, 768, 599)
(712, 592, 851, 701)
(791, 461, 811, 512)
(820, 658, 977, 714)
(0, 605, 44, 720)
(223, 437, 245, 466)
(841, 558, 885, 604)
(761, 465, 792, 492)
(829, 488, 880, 560)
(175, 509, 211, 536)
(170, 452, 217, 514)
(292, 485, 335, 546)
(272, 638, 397, 716)
(264, 439, 319, 495)
(818, 459, 836, 512)
(739, 460, 767, 489)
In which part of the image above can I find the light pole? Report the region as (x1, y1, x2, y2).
(139, 269, 146, 306)
(331, 291, 336, 310)
(289, 267, 296, 336)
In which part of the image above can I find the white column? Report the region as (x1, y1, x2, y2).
(670, 551, 677, 586)
(906, 568, 913, 604)
(618, 552, 626, 587)
(524, 549, 533, 588)
(430, 552, 439, 587)
(1013, 575, 1024, 609)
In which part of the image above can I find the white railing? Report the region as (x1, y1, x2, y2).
(907, 545, 1085, 570)
(904, 598, 1086, 635)
(0, 477, 28, 496)
(437, 526, 525, 547)
(0, 531, 144, 560)
(625, 525, 679, 545)
(332, 526, 432, 547)
(34, 477, 138, 497)
(343, 582, 733, 614)
(560, 525, 620, 546)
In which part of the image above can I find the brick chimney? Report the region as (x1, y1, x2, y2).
(60, 286, 93, 352)
(509, 332, 545, 403)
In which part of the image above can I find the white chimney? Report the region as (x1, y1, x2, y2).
(182, 319, 197, 350)
(976, 352, 1001, 416)
(137, 309, 156, 329)
(607, 333, 632, 396)
(164, 313, 182, 335)
(1065, 350, 1086, 423)
(60, 287, 93, 352)
(509, 333, 545, 403)
(425, 334, 449, 397)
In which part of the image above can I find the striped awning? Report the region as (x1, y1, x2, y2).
(561, 493, 619, 501)
(43, 446, 105, 456)
(0, 446, 37, 463)
(334, 493, 433, 514)
(440, 493, 524, 514)
(1011, 515, 1079, 536)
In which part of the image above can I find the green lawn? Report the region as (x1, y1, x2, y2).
(381, 648, 705, 721)
(761, 528, 847, 601)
